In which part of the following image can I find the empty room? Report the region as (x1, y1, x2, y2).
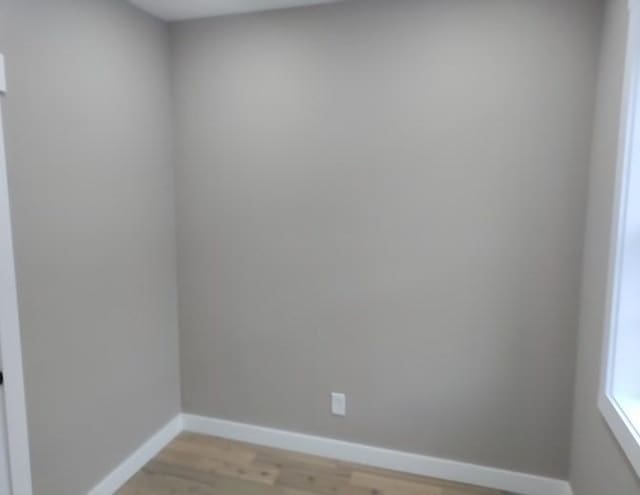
(0, 0, 639, 494)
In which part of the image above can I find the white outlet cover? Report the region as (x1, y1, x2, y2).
(331, 393, 346, 417)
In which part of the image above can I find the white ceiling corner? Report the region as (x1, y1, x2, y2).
(127, 0, 345, 21)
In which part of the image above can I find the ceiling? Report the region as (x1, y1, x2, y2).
(127, 0, 345, 21)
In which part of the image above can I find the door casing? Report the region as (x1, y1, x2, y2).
(0, 52, 34, 495)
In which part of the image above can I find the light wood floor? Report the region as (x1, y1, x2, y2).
(119, 432, 508, 495)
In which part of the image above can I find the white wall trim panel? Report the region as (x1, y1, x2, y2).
(88, 415, 183, 495)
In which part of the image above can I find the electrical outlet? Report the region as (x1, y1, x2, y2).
(331, 393, 346, 417)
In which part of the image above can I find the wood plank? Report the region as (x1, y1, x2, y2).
(118, 469, 220, 495)
(347, 465, 505, 495)
(350, 471, 443, 495)
(171, 433, 257, 464)
(156, 448, 279, 485)
(275, 464, 372, 495)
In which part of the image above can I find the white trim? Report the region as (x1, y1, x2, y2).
(0, 55, 6, 95)
(0, 53, 33, 495)
(88, 415, 183, 495)
(182, 414, 573, 495)
(600, 396, 640, 475)
(598, 0, 640, 477)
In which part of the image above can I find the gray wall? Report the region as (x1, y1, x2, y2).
(0, 1, 181, 494)
(171, 0, 600, 478)
(569, 0, 640, 493)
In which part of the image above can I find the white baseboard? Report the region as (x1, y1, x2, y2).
(86, 412, 574, 495)
(182, 414, 573, 495)
(88, 414, 183, 495)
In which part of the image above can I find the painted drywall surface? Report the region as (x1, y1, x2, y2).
(569, 0, 640, 493)
(0, 1, 181, 494)
(171, 0, 601, 478)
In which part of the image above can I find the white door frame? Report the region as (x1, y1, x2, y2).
(0, 53, 34, 495)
